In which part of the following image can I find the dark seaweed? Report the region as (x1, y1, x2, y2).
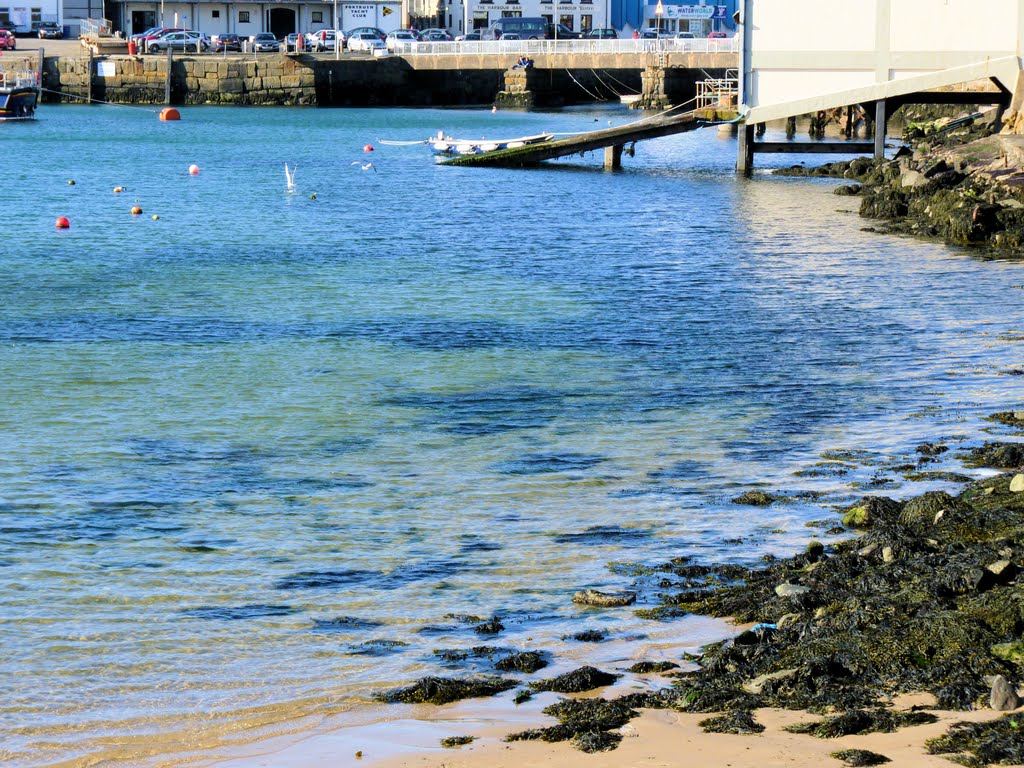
(529, 666, 619, 693)
(376, 676, 517, 705)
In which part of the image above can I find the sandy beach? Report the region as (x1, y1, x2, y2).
(210, 692, 1011, 768)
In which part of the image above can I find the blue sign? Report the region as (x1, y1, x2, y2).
(714, 4, 727, 18)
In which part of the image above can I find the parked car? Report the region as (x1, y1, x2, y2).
(211, 32, 241, 51)
(252, 32, 280, 52)
(148, 30, 209, 53)
(348, 31, 386, 52)
(37, 21, 63, 39)
(640, 28, 660, 39)
(674, 31, 695, 39)
(455, 30, 481, 42)
(346, 26, 386, 41)
(135, 27, 185, 50)
(385, 29, 419, 50)
(0, 30, 15, 50)
(283, 32, 305, 51)
(548, 23, 582, 39)
(708, 30, 728, 38)
(586, 28, 617, 39)
(419, 28, 452, 42)
(306, 29, 345, 51)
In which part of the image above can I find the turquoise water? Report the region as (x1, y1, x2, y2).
(2, 104, 1023, 766)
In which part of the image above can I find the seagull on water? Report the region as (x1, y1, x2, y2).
(284, 163, 297, 192)
(351, 161, 377, 173)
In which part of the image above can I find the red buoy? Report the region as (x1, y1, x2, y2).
(188, 164, 200, 175)
(55, 216, 70, 229)
(159, 108, 181, 121)
(363, 144, 374, 152)
(131, 205, 143, 215)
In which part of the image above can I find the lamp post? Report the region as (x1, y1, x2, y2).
(463, 0, 468, 37)
(334, 0, 339, 59)
(654, 0, 662, 38)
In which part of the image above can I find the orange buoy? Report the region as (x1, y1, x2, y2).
(131, 205, 143, 215)
(55, 216, 70, 229)
(363, 144, 374, 152)
(159, 108, 180, 121)
(188, 164, 200, 175)
(113, 186, 125, 193)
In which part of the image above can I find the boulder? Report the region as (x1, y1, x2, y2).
(990, 674, 1021, 711)
(742, 667, 798, 695)
(841, 496, 902, 528)
(775, 583, 810, 598)
(1011, 474, 1024, 492)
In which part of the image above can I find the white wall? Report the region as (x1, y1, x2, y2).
(743, 0, 1023, 121)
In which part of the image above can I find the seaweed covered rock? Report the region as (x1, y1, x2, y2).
(573, 589, 636, 607)
(899, 490, 973, 528)
(732, 490, 780, 506)
(506, 697, 635, 753)
(473, 616, 505, 634)
(926, 715, 1024, 767)
(628, 661, 680, 674)
(698, 709, 765, 734)
(962, 442, 1024, 469)
(960, 473, 1024, 515)
(530, 666, 619, 693)
(440, 735, 476, 748)
(831, 749, 891, 766)
(785, 709, 938, 738)
(841, 496, 902, 529)
(988, 411, 1024, 429)
(377, 675, 517, 705)
(568, 629, 607, 642)
(494, 651, 548, 674)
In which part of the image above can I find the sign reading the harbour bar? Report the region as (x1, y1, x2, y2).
(646, 4, 714, 19)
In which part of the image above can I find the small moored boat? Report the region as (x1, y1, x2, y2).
(0, 66, 38, 121)
(427, 131, 553, 156)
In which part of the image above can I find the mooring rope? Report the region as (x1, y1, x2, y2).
(564, 69, 604, 101)
(40, 87, 162, 112)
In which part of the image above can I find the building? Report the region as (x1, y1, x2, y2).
(0, 0, 61, 33)
(610, 0, 735, 36)
(443, 0, 610, 37)
(90, 0, 405, 38)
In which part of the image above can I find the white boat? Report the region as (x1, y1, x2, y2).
(427, 131, 553, 156)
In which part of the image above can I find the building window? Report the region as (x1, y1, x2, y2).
(31, 7, 41, 23)
(211, 9, 220, 17)
(501, 10, 521, 17)
(238, 10, 250, 22)
(580, 13, 592, 30)
(0, 9, 10, 26)
(541, 13, 552, 23)
(559, 14, 573, 29)
(311, 10, 322, 22)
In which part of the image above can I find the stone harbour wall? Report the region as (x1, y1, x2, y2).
(40, 53, 645, 108)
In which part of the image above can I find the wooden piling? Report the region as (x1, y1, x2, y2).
(604, 144, 623, 170)
(165, 47, 172, 105)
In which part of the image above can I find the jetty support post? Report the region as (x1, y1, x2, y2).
(86, 47, 93, 104)
(36, 47, 43, 100)
(737, 123, 754, 175)
(165, 47, 172, 105)
(874, 99, 887, 159)
(604, 143, 623, 170)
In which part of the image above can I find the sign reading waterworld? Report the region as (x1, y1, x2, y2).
(645, 4, 714, 19)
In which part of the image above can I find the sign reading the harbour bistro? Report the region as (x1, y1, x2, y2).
(645, 4, 714, 19)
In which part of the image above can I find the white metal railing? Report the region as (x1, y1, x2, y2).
(0, 56, 39, 88)
(696, 75, 738, 110)
(391, 36, 739, 56)
(80, 17, 113, 37)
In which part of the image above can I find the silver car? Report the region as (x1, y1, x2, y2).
(148, 30, 209, 53)
(348, 32, 385, 52)
(253, 32, 280, 52)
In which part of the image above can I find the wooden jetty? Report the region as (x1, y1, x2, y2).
(442, 106, 739, 169)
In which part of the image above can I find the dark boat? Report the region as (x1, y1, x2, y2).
(0, 68, 38, 120)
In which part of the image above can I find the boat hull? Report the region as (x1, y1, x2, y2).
(429, 133, 553, 156)
(0, 86, 37, 121)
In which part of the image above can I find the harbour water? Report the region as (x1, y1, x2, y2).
(2, 104, 1023, 767)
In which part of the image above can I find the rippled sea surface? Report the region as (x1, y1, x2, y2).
(2, 104, 1023, 766)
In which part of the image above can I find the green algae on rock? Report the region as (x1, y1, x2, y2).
(785, 709, 938, 738)
(628, 661, 680, 674)
(961, 442, 1024, 469)
(377, 675, 517, 705)
(494, 651, 548, 673)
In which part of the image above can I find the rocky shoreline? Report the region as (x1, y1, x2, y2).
(375, 412, 1024, 767)
(775, 113, 1024, 255)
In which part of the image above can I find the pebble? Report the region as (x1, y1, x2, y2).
(775, 583, 810, 597)
(882, 546, 895, 563)
(1010, 473, 1024, 492)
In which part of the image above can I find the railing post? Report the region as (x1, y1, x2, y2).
(737, 123, 754, 175)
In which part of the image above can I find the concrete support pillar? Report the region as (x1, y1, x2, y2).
(165, 46, 172, 104)
(874, 99, 887, 159)
(737, 123, 754, 176)
(604, 144, 623, 170)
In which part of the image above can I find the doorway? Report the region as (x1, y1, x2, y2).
(131, 9, 156, 34)
(268, 7, 296, 39)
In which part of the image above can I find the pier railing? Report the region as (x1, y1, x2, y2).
(391, 37, 739, 57)
(79, 17, 113, 37)
(696, 69, 738, 110)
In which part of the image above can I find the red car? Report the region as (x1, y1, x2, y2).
(0, 30, 16, 50)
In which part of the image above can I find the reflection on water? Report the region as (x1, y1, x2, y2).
(1, 105, 1022, 767)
